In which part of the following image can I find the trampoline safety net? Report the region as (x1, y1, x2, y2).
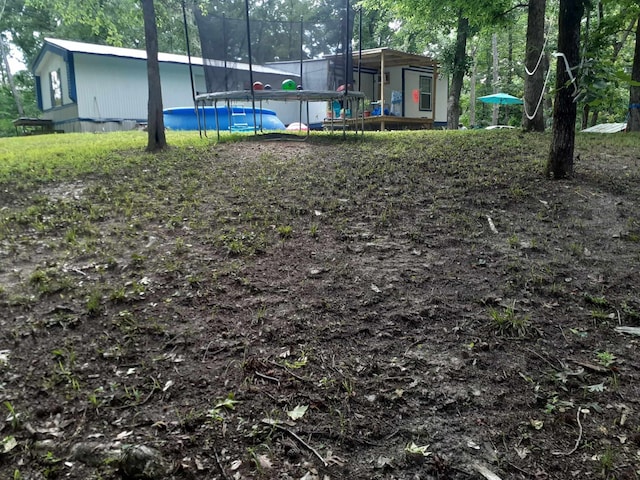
(188, 0, 355, 93)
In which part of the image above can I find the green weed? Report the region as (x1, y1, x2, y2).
(489, 304, 531, 337)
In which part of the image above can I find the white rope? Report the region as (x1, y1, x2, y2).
(524, 36, 548, 76)
(524, 64, 552, 120)
(524, 51, 579, 121)
(552, 52, 578, 96)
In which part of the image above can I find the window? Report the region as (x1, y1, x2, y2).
(50, 69, 63, 107)
(419, 76, 432, 111)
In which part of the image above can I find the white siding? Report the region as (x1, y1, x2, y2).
(434, 74, 448, 125)
(35, 52, 72, 111)
(403, 69, 433, 120)
(74, 54, 206, 121)
(74, 55, 148, 120)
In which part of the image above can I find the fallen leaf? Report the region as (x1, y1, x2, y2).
(514, 446, 530, 459)
(529, 419, 544, 430)
(467, 439, 481, 450)
(287, 404, 308, 421)
(615, 326, 640, 336)
(371, 284, 381, 293)
(162, 380, 174, 392)
(256, 454, 273, 469)
(586, 383, 605, 392)
(1, 436, 17, 454)
(405, 441, 431, 456)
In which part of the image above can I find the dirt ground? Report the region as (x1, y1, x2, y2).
(1, 131, 640, 479)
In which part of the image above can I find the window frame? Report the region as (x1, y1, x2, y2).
(419, 75, 432, 111)
(50, 69, 63, 108)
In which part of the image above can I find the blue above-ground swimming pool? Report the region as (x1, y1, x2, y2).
(163, 106, 286, 131)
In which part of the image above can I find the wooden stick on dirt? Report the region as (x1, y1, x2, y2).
(264, 421, 328, 467)
(552, 407, 583, 456)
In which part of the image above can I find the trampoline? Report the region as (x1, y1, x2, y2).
(180, 0, 366, 139)
(195, 89, 365, 139)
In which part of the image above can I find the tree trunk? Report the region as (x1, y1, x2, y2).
(0, 37, 24, 116)
(447, 13, 468, 129)
(523, 0, 546, 132)
(469, 45, 478, 127)
(491, 33, 499, 126)
(581, 103, 589, 130)
(628, 13, 640, 132)
(547, 0, 584, 179)
(142, 0, 167, 152)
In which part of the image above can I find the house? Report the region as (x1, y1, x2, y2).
(32, 38, 300, 133)
(32, 38, 447, 133)
(353, 48, 448, 129)
(271, 48, 448, 130)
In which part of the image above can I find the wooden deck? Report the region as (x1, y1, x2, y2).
(323, 115, 434, 131)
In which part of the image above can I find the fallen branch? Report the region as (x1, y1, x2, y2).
(263, 421, 327, 467)
(214, 449, 231, 480)
(269, 360, 313, 383)
(255, 371, 280, 385)
(471, 462, 502, 480)
(552, 407, 582, 456)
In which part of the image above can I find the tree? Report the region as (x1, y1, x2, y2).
(523, 0, 547, 131)
(369, 0, 514, 129)
(0, 35, 23, 116)
(141, 0, 166, 152)
(547, 0, 586, 179)
(629, 13, 640, 131)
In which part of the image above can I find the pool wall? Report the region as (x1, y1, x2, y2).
(163, 106, 286, 131)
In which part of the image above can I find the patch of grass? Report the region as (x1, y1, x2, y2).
(86, 289, 103, 316)
(595, 351, 616, 368)
(489, 303, 531, 337)
(583, 293, 609, 307)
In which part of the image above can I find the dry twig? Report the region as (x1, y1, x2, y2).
(264, 421, 328, 467)
(552, 407, 582, 456)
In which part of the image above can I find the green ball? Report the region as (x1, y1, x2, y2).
(282, 79, 297, 91)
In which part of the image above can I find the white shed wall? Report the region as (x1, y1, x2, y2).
(434, 74, 448, 125)
(35, 52, 73, 110)
(74, 55, 148, 120)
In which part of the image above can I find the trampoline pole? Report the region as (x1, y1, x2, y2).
(299, 16, 303, 129)
(358, 6, 362, 95)
(343, 0, 349, 139)
(244, 0, 257, 135)
(181, 0, 200, 137)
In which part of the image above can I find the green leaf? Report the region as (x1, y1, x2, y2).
(214, 393, 240, 410)
(287, 404, 308, 420)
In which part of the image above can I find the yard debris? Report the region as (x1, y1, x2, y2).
(486, 215, 499, 234)
(471, 461, 502, 480)
(287, 404, 309, 420)
(615, 326, 640, 336)
(119, 444, 169, 479)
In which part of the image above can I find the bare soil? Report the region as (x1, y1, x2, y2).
(1, 131, 640, 479)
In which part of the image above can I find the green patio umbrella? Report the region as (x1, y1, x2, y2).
(478, 93, 524, 105)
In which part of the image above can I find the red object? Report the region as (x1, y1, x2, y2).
(253, 81, 264, 90)
(337, 84, 353, 92)
(412, 89, 420, 103)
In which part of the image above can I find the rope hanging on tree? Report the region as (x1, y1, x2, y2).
(523, 35, 551, 120)
(524, 36, 548, 76)
(524, 66, 552, 121)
